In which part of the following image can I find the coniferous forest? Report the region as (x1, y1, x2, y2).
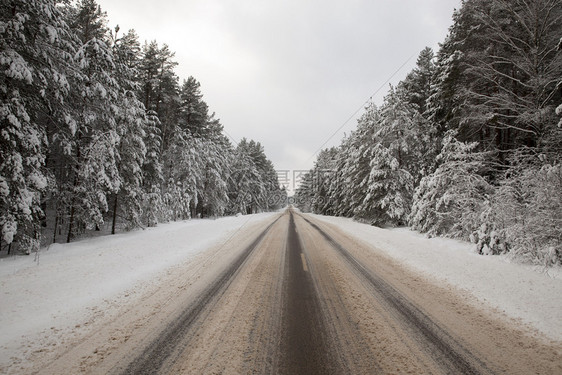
(295, 0, 562, 265)
(2, 0, 561, 265)
(1, 0, 286, 253)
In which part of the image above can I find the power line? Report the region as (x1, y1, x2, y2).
(223, 128, 239, 146)
(306, 52, 417, 163)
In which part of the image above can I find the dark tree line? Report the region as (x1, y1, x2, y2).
(1, 0, 286, 254)
(295, 0, 562, 265)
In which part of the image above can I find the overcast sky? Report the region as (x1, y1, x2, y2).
(96, 0, 461, 190)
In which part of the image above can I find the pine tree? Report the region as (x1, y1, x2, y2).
(197, 138, 230, 217)
(141, 110, 163, 226)
(294, 170, 315, 213)
(138, 41, 179, 152)
(343, 106, 378, 219)
(228, 146, 261, 215)
(325, 144, 349, 216)
(109, 27, 147, 233)
(428, 0, 562, 155)
(358, 143, 414, 226)
(61, 0, 121, 242)
(300, 148, 337, 215)
(179, 76, 210, 137)
(1, 0, 75, 252)
(162, 129, 200, 221)
(296, 0, 561, 264)
(398, 47, 435, 115)
(235, 139, 267, 213)
(399, 47, 441, 174)
(425, 3, 478, 141)
(351, 89, 425, 225)
(410, 132, 493, 239)
(230, 138, 283, 214)
(479, 151, 561, 264)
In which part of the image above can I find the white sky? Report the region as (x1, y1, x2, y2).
(96, 0, 461, 190)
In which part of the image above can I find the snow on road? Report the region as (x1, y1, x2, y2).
(310, 214, 562, 342)
(1, 210, 560, 371)
(0, 212, 276, 368)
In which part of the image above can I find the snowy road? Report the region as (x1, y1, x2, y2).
(3, 209, 561, 374)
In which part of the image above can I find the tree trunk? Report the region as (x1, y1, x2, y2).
(53, 214, 59, 244)
(67, 143, 81, 243)
(112, 194, 118, 235)
(67, 200, 75, 243)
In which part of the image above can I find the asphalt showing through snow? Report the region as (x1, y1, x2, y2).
(37, 209, 561, 374)
(299, 213, 492, 374)
(278, 211, 339, 374)
(116, 216, 283, 374)
(119, 209, 492, 374)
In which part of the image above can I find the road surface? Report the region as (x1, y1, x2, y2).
(33, 209, 561, 374)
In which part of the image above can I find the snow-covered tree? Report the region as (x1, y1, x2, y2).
(161, 129, 201, 221)
(310, 148, 338, 215)
(0, 0, 309, 252)
(138, 41, 179, 152)
(60, 0, 122, 242)
(179, 76, 210, 138)
(228, 146, 262, 214)
(410, 132, 493, 239)
(475, 150, 561, 265)
(349, 89, 427, 225)
(294, 170, 315, 213)
(109, 28, 147, 233)
(227, 138, 284, 214)
(140, 110, 163, 227)
(343, 105, 378, 218)
(464, 0, 562, 150)
(1, 0, 75, 252)
(397, 47, 435, 115)
(357, 143, 414, 225)
(427, 0, 562, 156)
(325, 144, 352, 217)
(197, 138, 230, 217)
(297, 0, 561, 265)
(379, 87, 431, 184)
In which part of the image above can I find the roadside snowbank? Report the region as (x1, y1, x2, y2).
(0, 213, 276, 365)
(310, 214, 562, 342)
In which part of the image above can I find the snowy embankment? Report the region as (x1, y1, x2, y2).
(0, 213, 276, 363)
(311, 214, 562, 342)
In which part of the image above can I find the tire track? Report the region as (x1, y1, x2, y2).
(114, 215, 283, 375)
(25, 209, 560, 374)
(277, 211, 341, 374)
(298, 213, 494, 375)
